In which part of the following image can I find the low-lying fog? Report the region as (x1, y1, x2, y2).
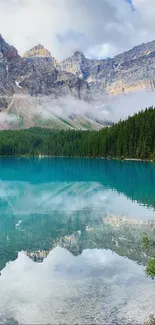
(0, 89, 155, 128)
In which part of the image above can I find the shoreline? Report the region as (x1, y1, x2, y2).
(0, 155, 154, 163)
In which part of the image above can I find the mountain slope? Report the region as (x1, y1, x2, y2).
(0, 36, 94, 129)
(0, 36, 90, 103)
(1, 35, 155, 130)
(1, 94, 103, 130)
(0, 107, 154, 160)
(60, 40, 155, 95)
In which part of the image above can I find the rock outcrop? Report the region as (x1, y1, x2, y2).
(23, 44, 60, 69)
(60, 40, 155, 95)
(24, 44, 52, 58)
(0, 34, 19, 60)
(0, 34, 21, 96)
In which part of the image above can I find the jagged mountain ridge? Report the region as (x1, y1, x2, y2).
(1, 34, 155, 100)
(1, 34, 155, 129)
(0, 36, 89, 100)
(60, 40, 155, 95)
(0, 35, 92, 129)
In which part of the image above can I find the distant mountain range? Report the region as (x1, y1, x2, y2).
(1, 34, 155, 130)
(60, 41, 155, 95)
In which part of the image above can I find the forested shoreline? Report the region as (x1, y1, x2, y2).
(0, 107, 155, 160)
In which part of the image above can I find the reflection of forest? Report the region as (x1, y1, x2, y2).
(0, 157, 155, 208)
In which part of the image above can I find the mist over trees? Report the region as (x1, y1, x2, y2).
(0, 107, 154, 160)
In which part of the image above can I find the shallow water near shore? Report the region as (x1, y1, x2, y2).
(0, 157, 155, 324)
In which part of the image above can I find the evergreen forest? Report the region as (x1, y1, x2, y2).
(0, 107, 154, 160)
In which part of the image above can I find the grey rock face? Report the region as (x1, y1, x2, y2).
(0, 34, 20, 96)
(1, 34, 155, 115)
(0, 34, 19, 60)
(60, 40, 155, 95)
(0, 35, 90, 109)
(19, 60, 89, 98)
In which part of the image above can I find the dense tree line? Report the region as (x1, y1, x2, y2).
(0, 107, 155, 159)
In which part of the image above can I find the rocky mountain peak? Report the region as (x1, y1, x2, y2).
(73, 51, 85, 59)
(2, 34, 155, 118)
(24, 44, 52, 58)
(59, 51, 88, 78)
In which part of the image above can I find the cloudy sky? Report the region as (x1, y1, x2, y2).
(0, 0, 155, 60)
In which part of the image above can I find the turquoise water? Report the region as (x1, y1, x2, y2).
(0, 158, 155, 324)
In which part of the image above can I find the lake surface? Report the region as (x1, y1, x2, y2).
(0, 157, 155, 324)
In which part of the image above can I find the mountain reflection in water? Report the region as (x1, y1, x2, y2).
(1, 247, 155, 325)
(0, 158, 155, 324)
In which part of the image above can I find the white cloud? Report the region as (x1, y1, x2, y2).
(1, 179, 155, 220)
(0, 247, 155, 324)
(0, 111, 19, 129)
(133, 0, 155, 25)
(0, 0, 154, 60)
